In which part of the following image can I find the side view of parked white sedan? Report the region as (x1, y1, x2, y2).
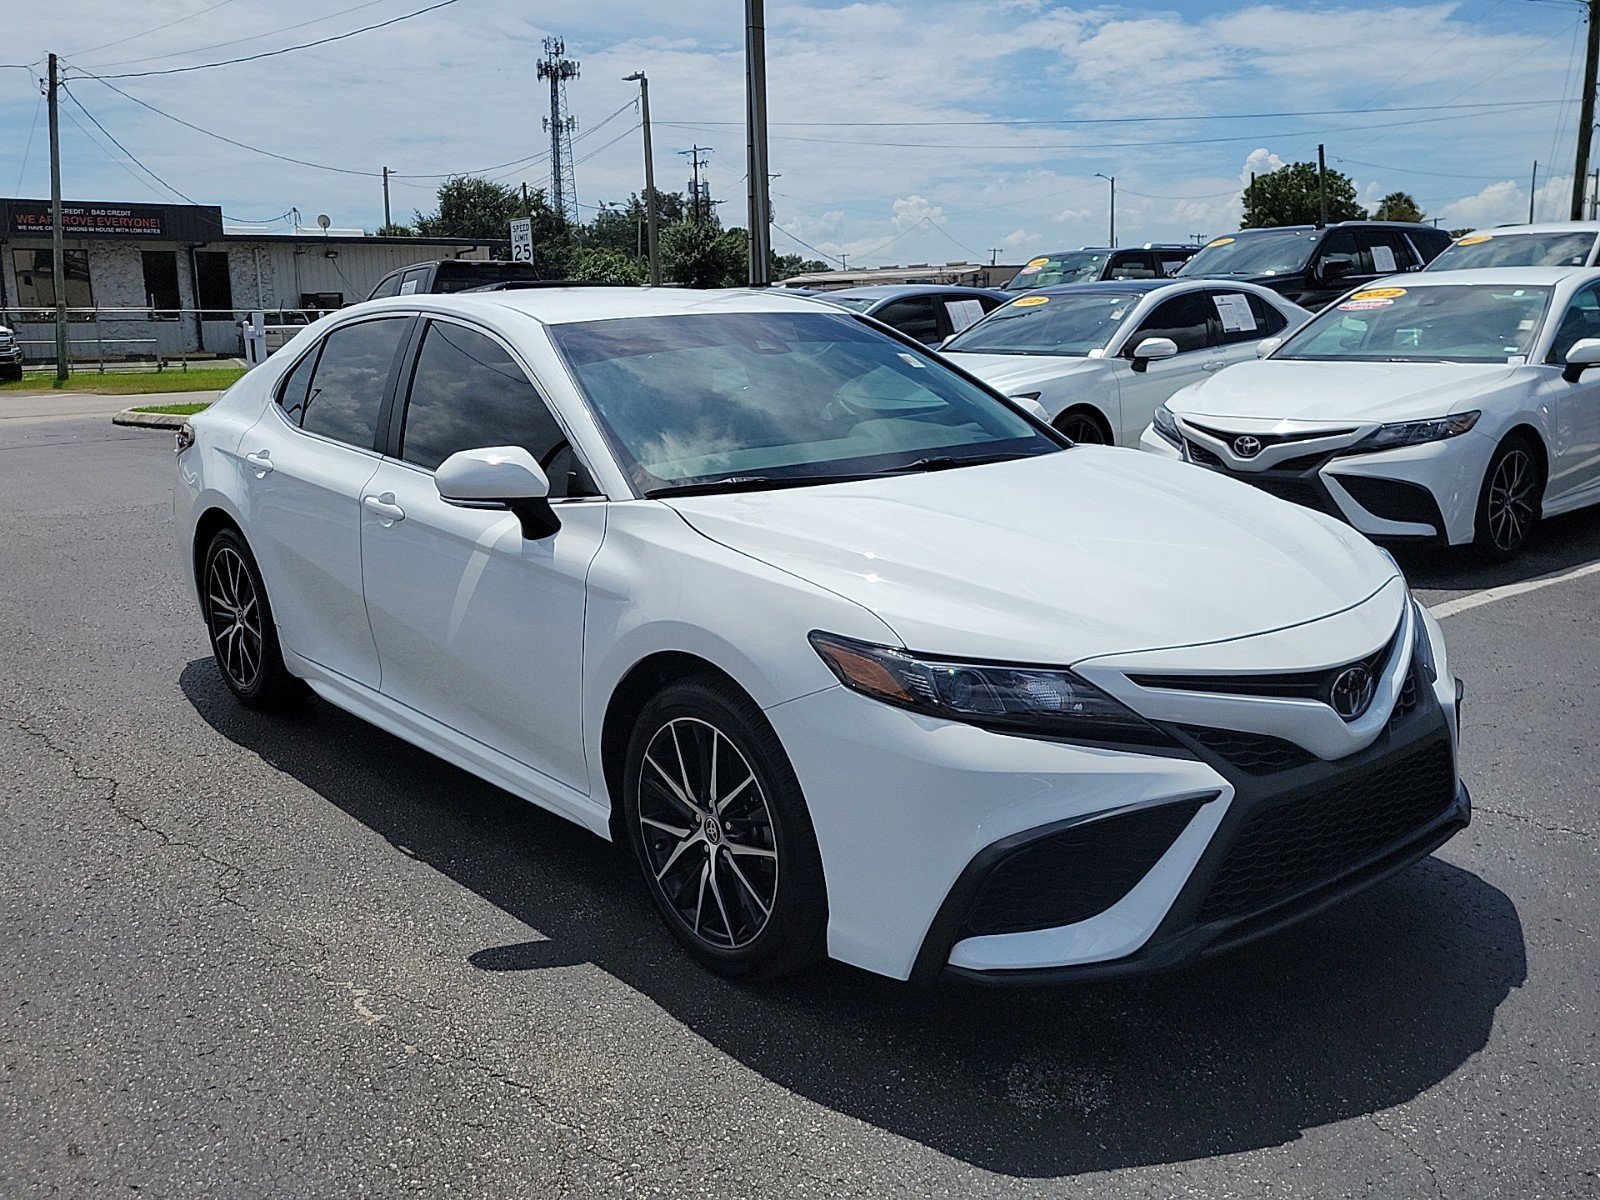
(1141, 267, 1600, 559)
(176, 287, 1467, 984)
(938, 279, 1310, 445)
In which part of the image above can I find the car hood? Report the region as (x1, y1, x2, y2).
(1170, 358, 1521, 425)
(941, 351, 1107, 393)
(664, 450, 1396, 665)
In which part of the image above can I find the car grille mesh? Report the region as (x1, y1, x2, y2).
(1196, 739, 1456, 925)
(1180, 726, 1316, 774)
(962, 798, 1207, 937)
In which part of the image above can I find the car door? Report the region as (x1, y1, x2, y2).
(1205, 287, 1291, 367)
(1540, 280, 1600, 499)
(358, 316, 607, 792)
(1112, 290, 1222, 444)
(239, 314, 413, 688)
(1303, 229, 1367, 308)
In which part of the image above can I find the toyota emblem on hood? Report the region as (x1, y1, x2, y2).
(1232, 434, 1264, 458)
(1330, 665, 1377, 720)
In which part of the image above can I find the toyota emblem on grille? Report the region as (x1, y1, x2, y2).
(1329, 665, 1376, 720)
(1232, 434, 1264, 458)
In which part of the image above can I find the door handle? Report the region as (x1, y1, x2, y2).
(1202, 360, 1226, 371)
(244, 449, 273, 475)
(362, 494, 406, 523)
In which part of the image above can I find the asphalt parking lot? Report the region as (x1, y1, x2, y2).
(1, 399, 1595, 1199)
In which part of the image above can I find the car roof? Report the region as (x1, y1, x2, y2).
(1226, 221, 1441, 235)
(358, 286, 839, 326)
(1356, 266, 1600, 287)
(1455, 222, 1600, 236)
(826, 284, 1001, 300)
(1029, 279, 1179, 296)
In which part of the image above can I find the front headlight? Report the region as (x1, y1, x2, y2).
(808, 631, 1176, 747)
(1152, 403, 1181, 444)
(1348, 410, 1480, 452)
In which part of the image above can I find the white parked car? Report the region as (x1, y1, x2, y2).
(176, 287, 1467, 984)
(1426, 222, 1600, 272)
(1141, 268, 1600, 559)
(0, 321, 23, 381)
(939, 280, 1310, 445)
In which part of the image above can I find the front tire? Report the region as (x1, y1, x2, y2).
(1054, 406, 1110, 445)
(201, 528, 304, 709)
(1471, 434, 1543, 561)
(622, 675, 826, 979)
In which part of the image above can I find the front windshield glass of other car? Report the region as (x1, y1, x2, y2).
(1428, 231, 1598, 270)
(1005, 252, 1107, 290)
(942, 292, 1138, 356)
(1176, 229, 1320, 277)
(551, 311, 1059, 495)
(1276, 283, 1552, 363)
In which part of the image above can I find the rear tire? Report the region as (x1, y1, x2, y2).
(622, 675, 827, 980)
(201, 528, 304, 709)
(1054, 406, 1111, 445)
(1471, 434, 1543, 561)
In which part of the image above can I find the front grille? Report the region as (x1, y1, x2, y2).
(1184, 439, 1223, 468)
(1196, 739, 1456, 925)
(1181, 726, 1315, 774)
(1186, 421, 1357, 449)
(963, 798, 1207, 936)
(1249, 475, 1340, 516)
(1131, 625, 1399, 707)
(1276, 451, 1331, 473)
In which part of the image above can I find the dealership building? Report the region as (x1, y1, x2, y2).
(0, 197, 494, 364)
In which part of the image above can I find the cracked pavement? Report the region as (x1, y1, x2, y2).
(0, 407, 1595, 1198)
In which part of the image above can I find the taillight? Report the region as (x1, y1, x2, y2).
(175, 422, 195, 454)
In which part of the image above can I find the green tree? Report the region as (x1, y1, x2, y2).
(1449, 227, 1475, 239)
(1374, 192, 1426, 223)
(568, 246, 647, 284)
(414, 176, 572, 275)
(1241, 162, 1365, 228)
(662, 220, 747, 287)
(771, 251, 826, 281)
(374, 222, 414, 237)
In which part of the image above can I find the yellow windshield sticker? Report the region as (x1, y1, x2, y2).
(1456, 233, 1492, 246)
(1351, 287, 1406, 300)
(1012, 295, 1050, 307)
(1207, 237, 1235, 248)
(1025, 256, 1051, 268)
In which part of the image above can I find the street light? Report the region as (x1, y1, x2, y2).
(623, 71, 660, 286)
(1095, 173, 1116, 248)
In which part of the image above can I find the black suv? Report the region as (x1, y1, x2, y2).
(367, 259, 543, 300)
(1004, 244, 1198, 291)
(1175, 221, 1452, 309)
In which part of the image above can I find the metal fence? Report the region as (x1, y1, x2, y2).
(3, 306, 330, 373)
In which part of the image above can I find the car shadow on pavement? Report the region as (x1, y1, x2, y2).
(182, 660, 1526, 1180)
(1396, 506, 1600, 592)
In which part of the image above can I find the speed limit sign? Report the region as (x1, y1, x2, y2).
(510, 217, 533, 263)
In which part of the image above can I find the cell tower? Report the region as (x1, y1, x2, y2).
(538, 36, 580, 224)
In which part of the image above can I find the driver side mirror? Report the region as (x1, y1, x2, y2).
(1255, 336, 1284, 359)
(1315, 255, 1356, 285)
(1128, 336, 1179, 373)
(1563, 337, 1600, 383)
(435, 446, 560, 539)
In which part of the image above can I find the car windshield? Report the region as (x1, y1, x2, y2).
(1005, 252, 1107, 290)
(1276, 283, 1552, 363)
(1428, 231, 1598, 270)
(1177, 229, 1320, 277)
(820, 295, 876, 312)
(942, 292, 1138, 356)
(550, 311, 1058, 495)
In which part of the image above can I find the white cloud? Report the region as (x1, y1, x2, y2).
(1000, 228, 1033, 246)
(1051, 207, 1092, 223)
(891, 195, 944, 229)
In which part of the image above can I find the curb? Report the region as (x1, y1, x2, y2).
(113, 409, 189, 429)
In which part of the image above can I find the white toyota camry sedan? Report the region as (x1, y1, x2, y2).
(1141, 267, 1600, 559)
(938, 280, 1310, 446)
(176, 287, 1467, 984)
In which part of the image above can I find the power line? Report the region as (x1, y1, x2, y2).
(81, 0, 466, 80)
(770, 222, 844, 267)
(61, 86, 200, 203)
(59, 105, 174, 204)
(13, 91, 44, 192)
(80, 0, 399, 70)
(69, 0, 243, 61)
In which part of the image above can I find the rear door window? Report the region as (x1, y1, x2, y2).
(1208, 290, 1289, 344)
(872, 297, 942, 344)
(1360, 229, 1419, 275)
(299, 317, 410, 449)
(1127, 292, 1215, 353)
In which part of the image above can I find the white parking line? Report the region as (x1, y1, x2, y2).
(1428, 559, 1600, 619)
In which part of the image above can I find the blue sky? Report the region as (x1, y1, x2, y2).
(3, 1, 1591, 264)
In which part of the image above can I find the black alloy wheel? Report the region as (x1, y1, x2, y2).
(201, 528, 303, 708)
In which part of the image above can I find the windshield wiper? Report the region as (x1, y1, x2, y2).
(881, 452, 1024, 474)
(644, 472, 876, 499)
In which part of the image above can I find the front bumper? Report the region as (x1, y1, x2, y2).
(769, 607, 1465, 983)
(1138, 423, 1490, 546)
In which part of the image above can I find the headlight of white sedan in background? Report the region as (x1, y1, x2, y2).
(1349, 410, 1480, 452)
(809, 631, 1172, 747)
(1151, 402, 1182, 445)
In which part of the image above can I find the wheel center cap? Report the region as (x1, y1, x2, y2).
(704, 818, 721, 844)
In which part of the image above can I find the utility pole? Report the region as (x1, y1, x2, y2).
(381, 166, 392, 230)
(1590, 168, 1599, 220)
(624, 72, 660, 286)
(1530, 161, 1539, 223)
(987, 248, 1000, 266)
(1574, 0, 1600, 220)
(538, 37, 581, 225)
(47, 54, 68, 383)
(744, 0, 773, 286)
(1095, 173, 1116, 247)
(679, 146, 710, 221)
(1316, 143, 1328, 228)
